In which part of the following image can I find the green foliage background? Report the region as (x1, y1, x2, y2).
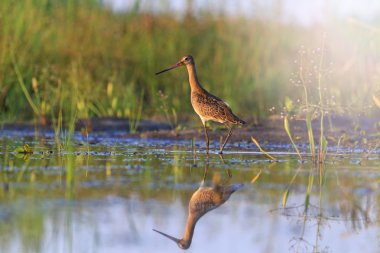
(0, 0, 379, 124)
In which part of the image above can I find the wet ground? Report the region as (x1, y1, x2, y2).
(0, 119, 379, 253)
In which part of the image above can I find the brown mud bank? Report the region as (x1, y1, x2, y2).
(135, 115, 379, 147)
(1, 115, 379, 147)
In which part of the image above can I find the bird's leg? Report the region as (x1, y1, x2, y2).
(218, 154, 231, 177)
(202, 160, 209, 184)
(219, 124, 232, 154)
(203, 122, 209, 154)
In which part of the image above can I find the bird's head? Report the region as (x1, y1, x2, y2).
(152, 229, 191, 249)
(156, 55, 194, 75)
(179, 55, 194, 66)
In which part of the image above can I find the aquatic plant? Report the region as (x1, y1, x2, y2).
(282, 166, 301, 207)
(283, 114, 303, 161)
(52, 81, 64, 145)
(1, 0, 378, 127)
(128, 89, 144, 133)
(11, 54, 42, 124)
(250, 169, 262, 184)
(158, 90, 179, 130)
(284, 38, 332, 164)
(251, 136, 277, 162)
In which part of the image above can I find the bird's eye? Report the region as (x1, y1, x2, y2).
(184, 57, 189, 61)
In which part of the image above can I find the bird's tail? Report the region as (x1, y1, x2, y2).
(228, 183, 244, 193)
(222, 183, 244, 199)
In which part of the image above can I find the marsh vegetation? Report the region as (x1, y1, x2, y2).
(0, 1, 380, 252)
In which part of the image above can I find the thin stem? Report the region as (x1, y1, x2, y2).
(317, 35, 326, 163)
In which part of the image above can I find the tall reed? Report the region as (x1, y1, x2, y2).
(1, 1, 378, 125)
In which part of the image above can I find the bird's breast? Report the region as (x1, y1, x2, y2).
(190, 93, 205, 115)
(191, 92, 225, 123)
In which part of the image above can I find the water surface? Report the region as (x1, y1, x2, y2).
(0, 130, 379, 253)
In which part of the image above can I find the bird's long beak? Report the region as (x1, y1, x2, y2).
(152, 229, 181, 244)
(155, 61, 182, 75)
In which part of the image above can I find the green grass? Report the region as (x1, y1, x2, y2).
(284, 115, 303, 161)
(0, 0, 379, 128)
(283, 39, 334, 164)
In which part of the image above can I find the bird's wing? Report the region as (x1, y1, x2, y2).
(196, 92, 238, 123)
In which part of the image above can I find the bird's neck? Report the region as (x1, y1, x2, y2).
(182, 213, 198, 244)
(186, 63, 204, 92)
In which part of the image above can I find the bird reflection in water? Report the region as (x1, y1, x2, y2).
(153, 166, 243, 249)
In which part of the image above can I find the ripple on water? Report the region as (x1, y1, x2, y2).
(1, 130, 380, 253)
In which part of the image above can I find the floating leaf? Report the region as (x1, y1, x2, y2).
(23, 144, 32, 153)
(13, 146, 25, 154)
(14, 144, 33, 154)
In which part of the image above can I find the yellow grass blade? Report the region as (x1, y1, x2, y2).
(282, 167, 300, 207)
(306, 113, 315, 159)
(373, 95, 380, 109)
(251, 137, 277, 161)
(282, 189, 290, 207)
(304, 172, 314, 213)
(251, 170, 262, 184)
(284, 116, 303, 161)
(11, 54, 40, 116)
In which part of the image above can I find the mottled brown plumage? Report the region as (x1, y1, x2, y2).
(191, 91, 245, 124)
(153, 170, 243, 249)
(156, 55, 246, 154)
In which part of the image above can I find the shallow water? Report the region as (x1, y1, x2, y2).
(0, 130, 379, 253)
